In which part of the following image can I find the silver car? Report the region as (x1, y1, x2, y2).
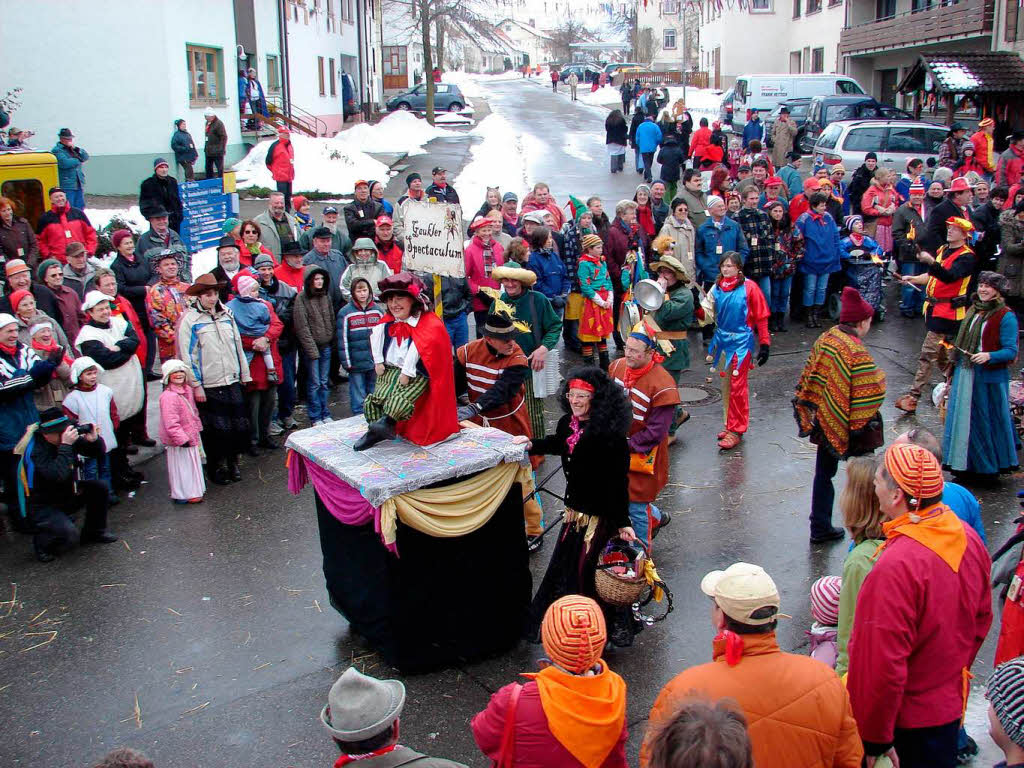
(811, 119, 948, 174)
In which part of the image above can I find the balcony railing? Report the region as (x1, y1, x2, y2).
(838, 0, 993, 56)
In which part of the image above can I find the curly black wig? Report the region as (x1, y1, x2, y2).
(557, 365, 632, 436)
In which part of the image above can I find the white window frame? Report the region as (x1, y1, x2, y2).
(663, 28, 677, 49)
(750, 0, 773, 11)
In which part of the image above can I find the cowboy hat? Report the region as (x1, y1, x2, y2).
(491, 265, 538, 287)
(186, 273, 226, 297)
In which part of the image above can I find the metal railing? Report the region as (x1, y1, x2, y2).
(262, 95, 330, 137)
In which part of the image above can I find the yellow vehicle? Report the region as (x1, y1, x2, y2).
(0, 149, 59, 230)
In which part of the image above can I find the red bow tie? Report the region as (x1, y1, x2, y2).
(389, 322, 412, 343)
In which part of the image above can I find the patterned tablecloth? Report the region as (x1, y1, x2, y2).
(284, 415, 529, 508)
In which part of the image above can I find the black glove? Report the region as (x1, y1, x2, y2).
(46, 346, 65, 364)
(757, 344, 770, 367)
(456, 404, 479, 422)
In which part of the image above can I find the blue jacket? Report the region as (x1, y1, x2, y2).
(635, 120, 663, 154)
(778, 165, 802, 197)
(52, 142, 89, 191)
(742, 119, 764, 149)
(0, 344, 55, 450)
(694, 217, 749, 284)
(171, 129, 198, 165)
(527, 248, 570, 301)
(795, 211, 842, 275)
(336, 299, 384, 372)
(839, 234, 883, 261)
(943, 482, 986, 544)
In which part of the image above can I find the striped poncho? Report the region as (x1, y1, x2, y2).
(793, 325, 886, 458)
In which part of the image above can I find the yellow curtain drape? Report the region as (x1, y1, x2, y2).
(379, 461, 532, 546)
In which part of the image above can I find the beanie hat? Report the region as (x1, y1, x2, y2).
(204, 107, 215, 117)
(8, 289, 31, 314)
(153, 157, 169, 169)
(36, 258, 62, 283)
(541, 595, 606, 673)
(839, 286, 874, 324)
(5, 259, 30, 278)
(864, 152, 878, 161)
(291, 195, 308, 211)
(0, 313, 16, 330)
(883, 442, 944, 503)
(405, 172, 421, 186)
(909, 180, 925, 194)
(253, 253, 276, 270)
(988, 657, 1024, 748)
(810, 576, 842, 626)
(221, 217, 242, 235)
(581, 234, 603, 251)
(706, 195, 724, 210)
(111, 229, 133, 250)
(70, 356, 103, 385)
(232, 273, 258, 297)
(29, 321, 53, 337)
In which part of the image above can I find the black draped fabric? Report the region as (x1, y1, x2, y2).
(316, 477, 531, 673)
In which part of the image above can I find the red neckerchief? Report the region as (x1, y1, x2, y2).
(714, 630, 745, 666)
(718, 275, 741, 292)
(622, 358, 656, 390)
(579, 253, 603, 265)
(388, 320, 413, 343)
(809, 211, 824, 223)
(334, 744, 398, 767)
(849, 233, 864, 246)
(0, 342, 17, 356)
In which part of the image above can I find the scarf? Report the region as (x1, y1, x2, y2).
(621, 358, 656, 390)
(567, 415, 584, 454)
(388, 320, 413, 343)
(31, 338, 72, 367)
(0, 342, 18, 356)
(953, 295, 1005, 365)
(527, 663, 627, 768)
(718, 275, 741, 292)
(881, 503, 967, 573)
(849, 233, 864, 246)
(637, 204, 655, 237)
(333, 744, 397, 766)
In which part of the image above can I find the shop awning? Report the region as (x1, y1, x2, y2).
(898, 51, 1024, 95)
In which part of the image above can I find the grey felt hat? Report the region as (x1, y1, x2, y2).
(320, 667, 406, 741)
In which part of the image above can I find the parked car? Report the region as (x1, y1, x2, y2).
(560, 64, 602, 83)
(762, 98, 811, 148)
(731, 73, 865, 128)
(799, 95, 913, 152)
(603, 62, 642, 75)
(810, 119, 949, 174)
(386, 83, 466, 113)
(719, 87, 735, 126)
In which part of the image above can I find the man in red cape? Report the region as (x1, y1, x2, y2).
(354, 272, 459, 450)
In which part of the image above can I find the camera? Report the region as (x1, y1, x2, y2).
(75, 423, 93, 435)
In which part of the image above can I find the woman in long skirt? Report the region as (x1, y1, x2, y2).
(514, 367, 640, 647)
(943, 271, 1020, 478)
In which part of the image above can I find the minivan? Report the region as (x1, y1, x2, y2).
(811, 119, 949, 173)
(731, 74, 865, 128)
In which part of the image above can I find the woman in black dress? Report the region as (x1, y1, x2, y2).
(514, 366, 639, 646)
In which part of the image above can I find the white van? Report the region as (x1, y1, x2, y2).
(731, 74, 865, 127)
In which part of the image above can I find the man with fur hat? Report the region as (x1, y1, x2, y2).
(642, 563, 863, 768)
(609, 322, 681, 546)
(18, 406, 117, 562)
(895, 216, 977, 413)
(794, 287, 886, 543)
(355, 272, 459, 451)
(488, 264, 562, 440)
(848, 443, 991, 768)
(322, 666, 467, 767)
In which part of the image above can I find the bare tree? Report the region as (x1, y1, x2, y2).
(634, 27, 658, 65)
(548, 18, 592, 62)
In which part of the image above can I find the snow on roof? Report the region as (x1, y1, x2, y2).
(898, 52, 1024, 94)
(497, 18, 553, 40)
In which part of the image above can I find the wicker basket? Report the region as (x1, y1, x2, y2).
(594, 539, 648, 607)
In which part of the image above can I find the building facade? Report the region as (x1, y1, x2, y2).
(1, 0, 377, 195)
(636, 0, 699, 71)
(497, 18, 553, 66)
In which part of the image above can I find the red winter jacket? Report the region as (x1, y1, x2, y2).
(689, 127, 712, 162)
(848, 512, 992, 750)
(997, 144, 1024, 188)
(36, 204, 98, 262)
(264, 138, 295, 182)
(471, 680, 628, 768)
(374, 237, 404, 274)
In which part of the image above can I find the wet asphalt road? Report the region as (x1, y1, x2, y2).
(2, 78, 1020, 767)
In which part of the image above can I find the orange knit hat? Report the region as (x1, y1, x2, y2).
(541, 595, 606, 673)
(884, 443, 944, 503)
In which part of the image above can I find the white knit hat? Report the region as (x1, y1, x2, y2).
(706, 195, 725, 210)
(70, 356, 103, 385)
(28, 321, 53, 337)
(0, 313, 17, 329)
(81, 290, 112, 312)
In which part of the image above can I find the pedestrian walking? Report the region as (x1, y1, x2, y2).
(605, 110, 628, 174)
(567, 71, 579, 101)
(794, 287, 885, 543)
(700, 251, 770, 450)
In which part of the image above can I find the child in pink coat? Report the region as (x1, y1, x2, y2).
(158, 359, 205, 504)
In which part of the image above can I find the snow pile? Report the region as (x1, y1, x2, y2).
(85, 205, 148, 234)
(233, 134, 390, 194)
(434, 112, 474, 126)
(452, 113, 543, 210)
(565, 84, 724, 123)
(444, 70, 486, 98)
(575, 86, 621, 109)
(340, 110, 458, 156)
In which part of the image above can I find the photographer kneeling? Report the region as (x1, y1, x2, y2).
(18, 407, 117, 562)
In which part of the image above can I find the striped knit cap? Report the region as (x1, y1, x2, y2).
(883, 443, 944, 503)
(541, 595, 606, 673)
(988, 657, 1024, 747)
(809, 576, 842, 626)
(581, 234, 603, 252)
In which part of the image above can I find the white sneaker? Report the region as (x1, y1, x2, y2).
(282, 416, 298, 429)
(322, 415, 334, 423)
(268, 421, 284, 436)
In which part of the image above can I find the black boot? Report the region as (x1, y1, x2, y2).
(598, 351, 610, 371)
(209, 463, 230, 486)
(353, 417, 397, 451)
(806, 307, 816, 329)
(228, 459, 242, 482)
(814, 304, 825, 327)
(777, 312, 788, 332)
(768, 313, 778, 332)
